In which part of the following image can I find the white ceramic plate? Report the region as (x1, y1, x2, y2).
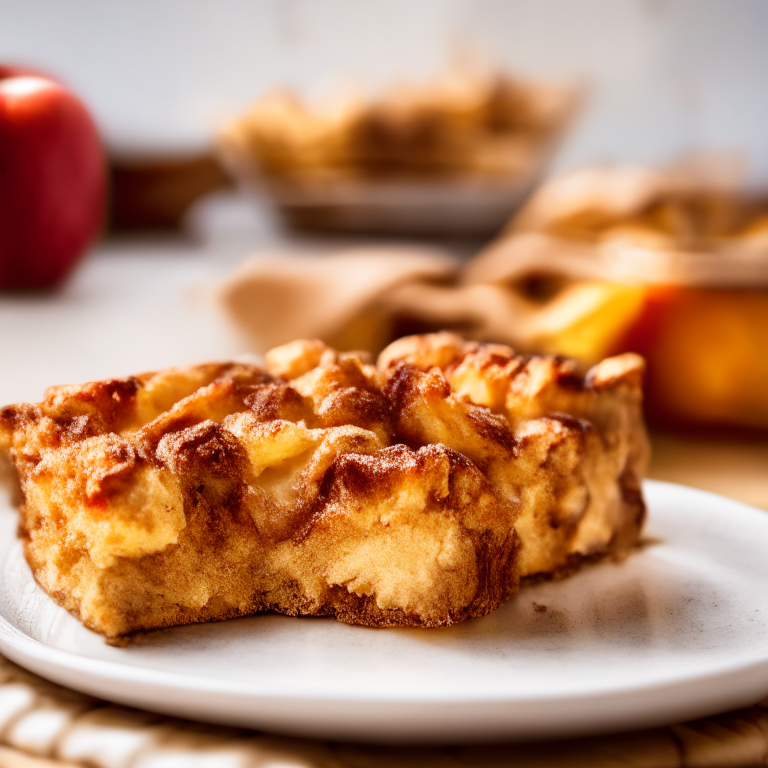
(1, 480, 768, 744)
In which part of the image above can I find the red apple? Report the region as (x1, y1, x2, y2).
(0, 69, 106, 289)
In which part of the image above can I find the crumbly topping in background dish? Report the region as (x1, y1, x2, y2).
(0, 334, 647, 643)
(219, 73, 577, 182)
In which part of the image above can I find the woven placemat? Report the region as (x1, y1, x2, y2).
(0, 651, 767, 768)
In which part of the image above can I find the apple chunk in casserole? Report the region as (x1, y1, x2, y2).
(0, 334, 648, 643)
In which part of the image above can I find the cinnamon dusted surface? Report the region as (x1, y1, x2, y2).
(0, 334, 648, 642)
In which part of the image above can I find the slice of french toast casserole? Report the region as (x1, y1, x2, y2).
(0, 334, 648, 643)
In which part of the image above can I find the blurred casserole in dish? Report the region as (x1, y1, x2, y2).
(218, 73, 576, 234)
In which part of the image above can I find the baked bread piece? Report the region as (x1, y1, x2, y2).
(0, 335, 648, 643)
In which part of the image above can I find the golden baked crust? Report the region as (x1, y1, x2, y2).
(0, 335, 648, 642)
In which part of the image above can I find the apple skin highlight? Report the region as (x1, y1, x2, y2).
(0, 73, 106, 289)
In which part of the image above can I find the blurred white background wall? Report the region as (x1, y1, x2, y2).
(2, 0, 767, 183)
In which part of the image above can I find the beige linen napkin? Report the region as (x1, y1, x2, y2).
(1, 651, 768, 767)
(218, 241, 649, 363)
(219, 245, 457, 354)
(217, 241, 629, 359)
